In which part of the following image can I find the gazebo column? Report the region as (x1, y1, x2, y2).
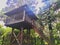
(10, 28, 14, 45)
(27, 28, 31, 45)
(20, 27, 24, 45)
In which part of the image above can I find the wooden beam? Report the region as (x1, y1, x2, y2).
(10, 28, 14, 45)
(12, 31, 21, 43)
(11, 28, 21, 45)
(20, 27, 24, 45)
(27, 28, 30, 45)
(13, 32, 21, 45)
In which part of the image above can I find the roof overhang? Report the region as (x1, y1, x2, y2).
(4, 5, 38, 20)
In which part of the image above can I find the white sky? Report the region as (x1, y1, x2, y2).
(0, 0, 57, 11)
(0, 0, 7, 11)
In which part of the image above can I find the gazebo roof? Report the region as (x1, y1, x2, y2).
(5, 5, 38, 20)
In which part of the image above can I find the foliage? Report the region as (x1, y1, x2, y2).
(0, 0, 60, 45)
(0, 25, 12, 45)
(56, 23, 60, 31)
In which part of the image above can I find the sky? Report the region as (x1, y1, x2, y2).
(0, 0, 7, 11)
(0, 0, 57, 11)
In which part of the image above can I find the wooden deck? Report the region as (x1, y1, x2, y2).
(5, 17, 32, 29)
(5, 11, 33, 29)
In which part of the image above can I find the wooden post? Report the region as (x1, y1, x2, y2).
(27, 28, 30, 45)
(10, 28, 14, 45)
(20, 27, 23, 45)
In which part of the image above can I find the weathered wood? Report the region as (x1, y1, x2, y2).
(13, 32, 21, 45)
(12, 31, 21, 43)
(10, 28, 14, 45)
(20, 28, 23, 45)
(27, 28, 30, 45)
(11, 28, 21, 45)
(4, 5, 38, 29)
(5, 10, 25, 25)
(5, 10, 33, 29)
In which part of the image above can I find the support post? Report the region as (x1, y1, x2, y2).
(27, 28, 30, 45)
(20, 27, 23, 45)
(10, 28, 14, 45)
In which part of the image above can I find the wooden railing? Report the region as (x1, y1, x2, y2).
(5, 13, 24, 24)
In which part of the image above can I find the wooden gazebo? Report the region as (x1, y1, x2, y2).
(4, 5, 50, 45)
(4, 5, 38, 45)
(5, 5, 37, 29)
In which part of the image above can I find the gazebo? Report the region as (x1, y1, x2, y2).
(5, 5, 37, 29)
(4, 0, 55, 45)
(5, 5, 38, 45)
